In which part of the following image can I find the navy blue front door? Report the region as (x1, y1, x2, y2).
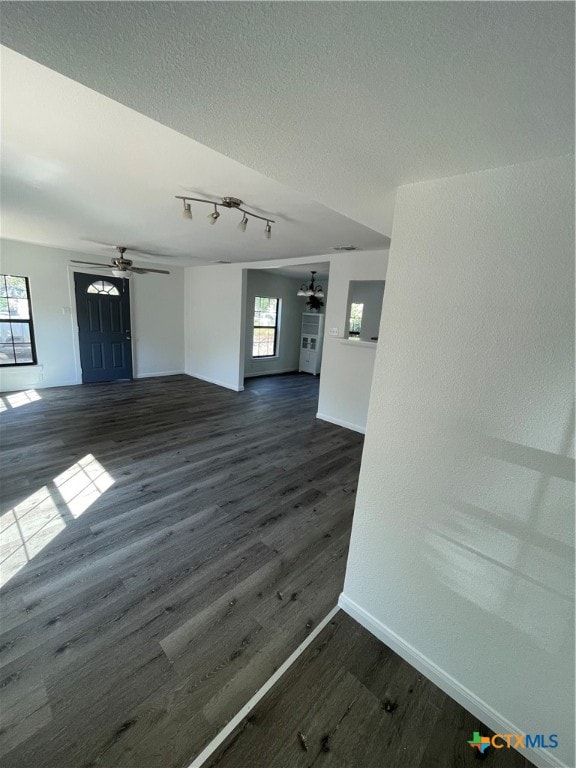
(74, 273, 133, 383)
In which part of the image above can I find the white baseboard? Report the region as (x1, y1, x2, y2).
(186, 606, 339, 768)
(316, 412, 366, 434)
(185, 371, 244, 392)
(0, 378, 79, 393)
(339, 594, 570, 768)
(134, 370, 185, 379)
(244, 368, 298, 378)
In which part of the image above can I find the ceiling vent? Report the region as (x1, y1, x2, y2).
(332, 245, 358, 251)
(211, 260, 232, 264)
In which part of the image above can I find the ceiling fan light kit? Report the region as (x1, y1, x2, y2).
(71, 247, 170, 278)
(112, 267, 132, 279)
(176, 195, 274, 239)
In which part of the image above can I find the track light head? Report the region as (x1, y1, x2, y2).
(264, 221, 272, 239)
(238, 214, 248, 232)
(182, 202, 192, 220)
(208, 205, 220, 224)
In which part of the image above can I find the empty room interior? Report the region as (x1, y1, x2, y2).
(0, 3, 574, 768)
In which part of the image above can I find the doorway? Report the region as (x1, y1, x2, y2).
(242, 264, 329, 402)
(74, 272, 133, 383)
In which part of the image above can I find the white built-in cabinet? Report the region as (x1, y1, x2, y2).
(299, 313, 324, 375)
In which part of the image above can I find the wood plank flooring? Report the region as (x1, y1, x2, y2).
(0, 374, 537, 768)
(0, 374, 363, 768)
(209, 611, 535, 768)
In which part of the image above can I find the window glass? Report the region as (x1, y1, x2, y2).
(87, 280, 120, 296)
(252, 297, 279, 357)
(349, 303, 364, 335)
(0, 275, 37, 366)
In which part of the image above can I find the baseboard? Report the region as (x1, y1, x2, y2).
(185, 371, 244, 392)
(338, 594, 571, 768)
(316, 412, 366, 434)
(0, 378, 79, 393)
(186, 606, 340, 768)
(244, 368, 298, 378)
(134, 370, 185, 379)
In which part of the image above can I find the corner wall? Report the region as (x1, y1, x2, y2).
(184, 251, 389, 423)
(184, 264, 245, 390)
(0, 240, 185, 392)
(317, 250, 389, 433)
(341, 156, 575, 768)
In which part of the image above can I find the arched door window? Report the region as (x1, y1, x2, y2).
(86, 280, 120, 296)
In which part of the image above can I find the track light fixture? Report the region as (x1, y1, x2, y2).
(175, 195, 274, 239)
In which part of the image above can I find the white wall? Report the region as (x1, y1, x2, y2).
(129, 260, 185, 379)
(244, 270, 312, 378)
(341, 156, 574, 768)
(184, 264, 245, 391)
(0, 239, 185, 392)
(317, 250, 389, 433)
(184, 250, 386, 433)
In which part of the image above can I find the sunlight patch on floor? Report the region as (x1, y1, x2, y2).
(0, 454, 114, 587)
(54, 454, 114, 518)
(0, 486, 64, 587)
(2, 389, 42, 409)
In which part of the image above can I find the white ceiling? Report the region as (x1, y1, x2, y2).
(258, 263, 331, 282)
(0, 47, 389, 266)
(1, 1, 572, 244)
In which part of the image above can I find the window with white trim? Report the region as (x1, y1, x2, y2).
(252, 297, 279, 357)
(0, 275, 38, 366)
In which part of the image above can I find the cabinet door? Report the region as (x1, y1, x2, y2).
(301, 351, 317, 373)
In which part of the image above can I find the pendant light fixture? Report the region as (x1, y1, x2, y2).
(297, 271, 324, 298)
(175, 195, 275, 239)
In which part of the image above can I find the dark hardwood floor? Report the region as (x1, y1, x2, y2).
(0, 374, 536, 768)
(209, 611, 535, 768)
(0, 374, 363, 768)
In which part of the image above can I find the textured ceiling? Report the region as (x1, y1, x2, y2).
(1, 47, 388, 265)
(1, 1, 573, 238)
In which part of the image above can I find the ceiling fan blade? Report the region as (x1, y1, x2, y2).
(132, 267, 171, 274)
(71, 260, 111, 267)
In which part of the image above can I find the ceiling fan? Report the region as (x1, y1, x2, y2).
(71, 247, 170, 278)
